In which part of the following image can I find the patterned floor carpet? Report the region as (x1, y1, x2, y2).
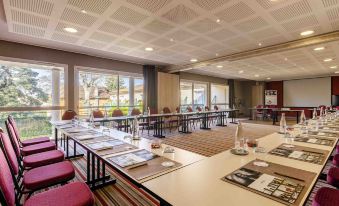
(142, 121, 279, 157)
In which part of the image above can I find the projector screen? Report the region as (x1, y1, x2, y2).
(283, 77, 331, 107)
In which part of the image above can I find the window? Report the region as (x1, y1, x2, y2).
(0, 59, 66, 139)
(77, 68, 143, 116)
(180, 80, 208, 111)
(211, 84, 229, 109)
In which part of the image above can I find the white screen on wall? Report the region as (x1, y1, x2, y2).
(283, 77, 331, 107)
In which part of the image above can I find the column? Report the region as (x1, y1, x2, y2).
(51, 68, 60, 121)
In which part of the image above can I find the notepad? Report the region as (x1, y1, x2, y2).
(76, 134, 103, 140)
(87, 142, 113, 151)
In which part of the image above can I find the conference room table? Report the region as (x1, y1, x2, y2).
(82, 109, 238, 137)
(248, 107, 273, 120)
(272, 109, 303, 125)
(51, 121, 205, 199)
(142, 125, 339, 206)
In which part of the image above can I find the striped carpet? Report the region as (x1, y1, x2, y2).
(159, 122, 279, 157)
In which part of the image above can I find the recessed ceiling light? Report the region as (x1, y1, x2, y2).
(330, 66, 337, 69)
(284, 57, 288, 61)
(324, 58, 333, 62)
(145, 47, 154, 51)
(335, 71, 339, 74)
(267, 77, 271, 80)
(190, 58, 198, 62)
(170, 38, 174, 42)
(63, 27, 78, 33)
(238, 70, 244, 74)
(216, 65, 223, 68)
(81, 9, 87, 14)
(254, 74, 260, 77)
(313, 47, 325, 51)
(258, 43, 262, 46)
(300, 30, 314, 36)
(215, 53, 219, 56)
(216, 19, 221, 23)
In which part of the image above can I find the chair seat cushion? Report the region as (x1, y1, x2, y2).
(21, 142, 56, 156)
(312, 187, 339, 206)
(23, 150, 64, 169)
(327, 167, 339, 187)
(23, 161, 75, 190)
(332, 154, 339, 167)
(336, 145, 339, 154)
(24, 182, 94, 206)
(21, 137, 50, 147)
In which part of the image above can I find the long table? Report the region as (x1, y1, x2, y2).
(142, 125, 338, 206)
(84, 109, 239, 138)
(52, 121, 205, 202)
(52, 116, 339, 206)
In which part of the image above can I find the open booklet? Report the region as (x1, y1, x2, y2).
(223, 168, 304, 205)
(269, 146, 325, 164)
(75, 133, 104, 141)
(108, 149, 159, 168)
(87, 139, 125, 151)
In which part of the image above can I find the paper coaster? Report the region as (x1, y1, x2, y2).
(253, 161, 269, 167)
(161, 161, 175, 167)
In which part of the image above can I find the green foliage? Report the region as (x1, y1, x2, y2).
(0, 66, 48, 107)
(106, 76, 126, 91)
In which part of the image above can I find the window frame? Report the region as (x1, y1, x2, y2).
(210, 83, 229, 109)
(0, 56, 68, 112)
(180, 79, 209, 110)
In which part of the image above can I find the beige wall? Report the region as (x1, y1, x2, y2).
(0, 40, 143, 110)
(234, 80, 256, 117)
(157, 72, 180, 112)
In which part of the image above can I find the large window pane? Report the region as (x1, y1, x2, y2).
(0, 60, 64, 107)
(134, 78, 143, 111)
(180, 81, 193, 106)
(211, 84, 229, 109)
(194, 83, 207, 108)
(119, 76, 130, 114)
(0, 59, 65, 139)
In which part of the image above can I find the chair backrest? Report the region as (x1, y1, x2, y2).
(7, 116, 21, 144)
(196, 106, 202, 112)
(0, 131, 17, 206)
(214, 105, 219, 111)
(3, 122, 20, 175)
(318, 105, 326, 110)
(92, 110, 104, 118)
(187, 106, 193, 112)
(163, 107, 171, 114)
(205, 106, 210, 111)
(112, 109, 123, 117)
(5, 121, 20, 159)
(131, 108, 141, 116)
(175, 107, 180, 113)
(62, 110, 77, 120)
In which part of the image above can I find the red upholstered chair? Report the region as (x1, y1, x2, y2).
(62, 110, 77, 120)
(312, 187, 339, 206)
(0, 131, 94, 206)
(214, 105, 219, 111)
(1, 125, 63, 175)
(92, 109, 104, 118)
(7, 116, 50, 147)
(196, 106, 202, 112)
(6, 120, 56, 157)
(163, 107, 179, 133)
(186, 106, 193, 112)
(255, 105, 264, 120)
(176, 107, 180, 113)
(0, 130, 75, 197)
(131, 108, 141, 116)
(112, 109, 124, 117)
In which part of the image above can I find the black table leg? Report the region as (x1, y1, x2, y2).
(65, 137, 84, 159)
(153, 116, 165, 138)
(55, 127, 58, 148)
(296, 111, 300, 123)
(217, 111, 227, 126)
(230, 110, 238, 124)
(200, 113, 211, 130)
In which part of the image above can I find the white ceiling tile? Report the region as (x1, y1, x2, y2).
(89, 32, 116, 43)
(68, 0, 112, 15)
(207, 28, 235, 41)
(11, 10, 49, 28)
(12, 23, 45, 37)
(61, 7, 97, 27)
(98, 21, 130, 35)
(110, 6, 148, 26)
(51, 32, 79, 44)
(128, 31, 156, 42)
(162, 4, 198, 24)
(143, 20, 174, 34)
(215, 2, 255, 23)
(270, 0, 312, 22)
(166, 29, 195, 41)
(187, 18, 221, 33)
(126, 0, 172, 13)
(233, 16, 268, 32)
(190, 0, 231, 11)
(9, 0, 54, 16)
